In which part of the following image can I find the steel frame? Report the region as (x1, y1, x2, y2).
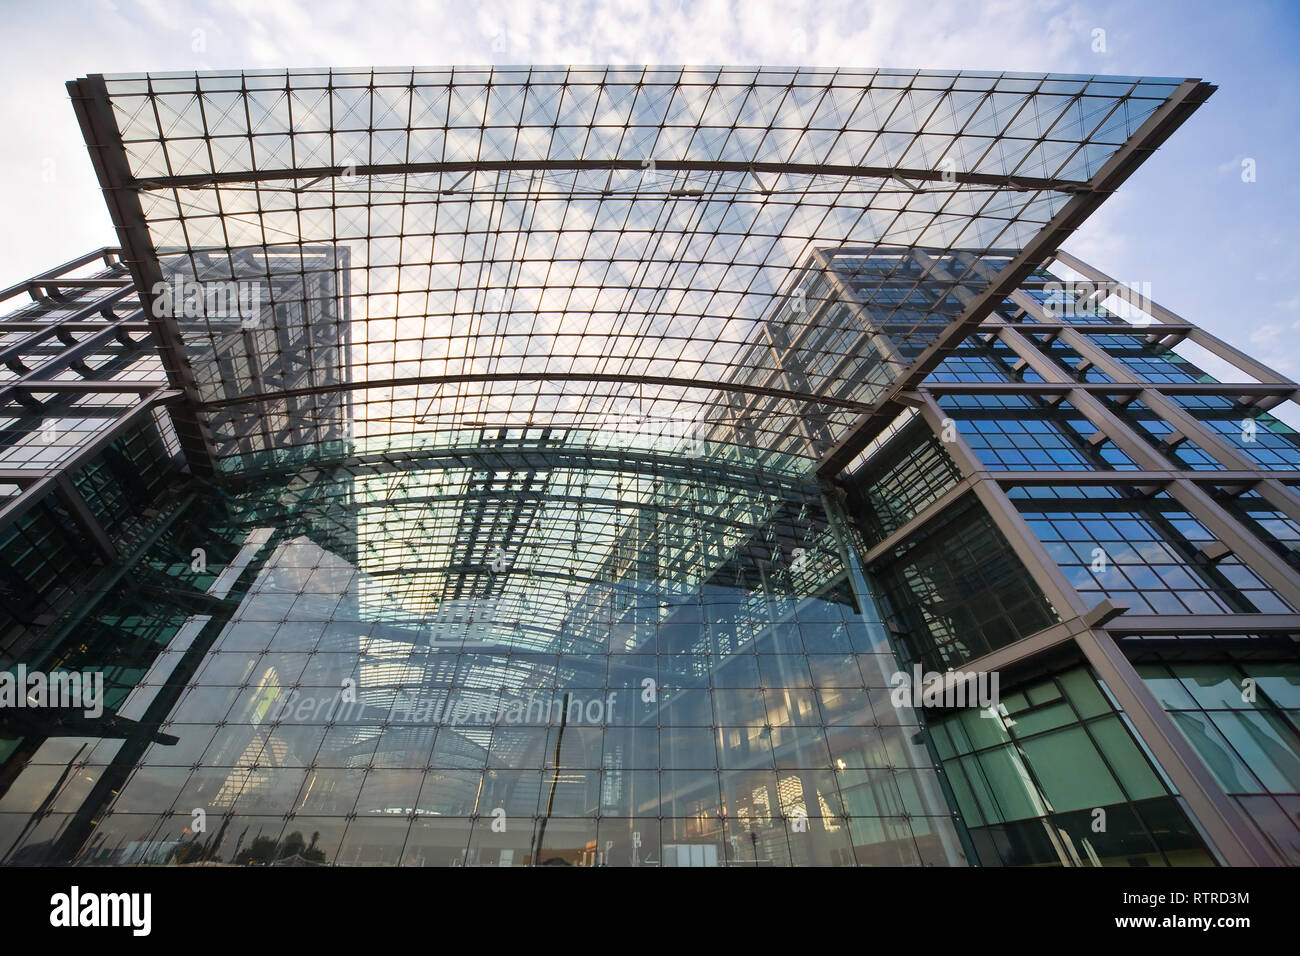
(67, 75, 219, 476)
(849, 246, 1300, 864)
(15, 65, 1292, 867)
(817, 78, 1217, 476)
(906, 390, 1286, 865)
(0, 388, 182, 548)
(0, 245, 183, 554)
(67, 68, 1220, 478)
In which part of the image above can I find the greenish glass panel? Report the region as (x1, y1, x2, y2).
(1134, 798, 1217, 866)
(1176, 663, 1263, 711)
(1052, 803, 1163, 867)
(945, 715, 974, 756)
(930, 723, 955, 761)
(1008, 700, 1074, 738)
(1024, 681, 1064, 707)
(999, 690, 1030, 715)
(1137, 664, 1198, 709)
(972, 746, 1048, 823)
(1059, 667, 1111, 719)
(1018, 725, 1125, 813)
(957, 753, 1005, 825)
(1169, 711, 1264, 794)
(1087, 715, 1166, 800)
(1206, 710, 1300, 793)
(1251, 663, 1300, 709)
(954, 705, 1011, 752)
(942, 758, 984, 827)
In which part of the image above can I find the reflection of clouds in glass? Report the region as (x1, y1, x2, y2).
(113, 68, 1180, 471)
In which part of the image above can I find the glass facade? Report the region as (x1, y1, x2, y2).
(0, 65, 1296, 867)
(933, 665, 1212, 867)
(1138, 658, 1300, 864)
(1011, 485, 1294, 616)
(0, 447, 969, 867)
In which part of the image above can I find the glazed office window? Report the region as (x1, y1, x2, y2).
(1085, 333, 1205, 383)
(937, 394, 1137, 472)
(0, 453, 970, 866)
(1102, 398, 1223, 471)
(932, 665, 1212, 866)
(1170, 396, 1300, 471)
(1138, 659, 1300, 864)
(72, 418, 180, 538)
(1009, 484, 1295, 615)
(0, 504, 88, 657)
(869, 495, 1058, 671)
(1215, 489, 1300, 568)
(928, 337, 1011, 383)
(1035, 335, 1114, 383)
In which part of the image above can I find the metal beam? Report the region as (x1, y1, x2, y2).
(201, 371, 877, 413)
(907, 389, 1282, 865)
(0, 319, 153, 408)
(0, 288, 136, 368)
(861, 476, 976, 565)
(1104, 613, 1300, 635)
(0, 469, 49, 487)
(1164, 479, 1300, 609)
(0, 320, 150, 334)
(1052, 248, 1299, 387)
(53, 474, 117, 562)
(0, 388, 179, 529)
(1256, 478, 1300, 527)
(999, 320, 1193, 335)
(0, 248, 119, 304)
(67, 75, 218, 477)
(222, 441, 811, 492)
(920, 381, 1300, 398)
(1007, 287, 1300, 519)
(954, 309, 1300, 605)
(128, 158, 1098, 196)
(0, 380, 165, 395)
(1070, 625, 1283, 865)
(28, 278, 135, 293)
(917, 621, 1078, 687)
(817, 78, 1217, 476)
(912, 390, 1087, 616)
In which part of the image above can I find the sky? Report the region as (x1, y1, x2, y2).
(0, 0, 1297, 417)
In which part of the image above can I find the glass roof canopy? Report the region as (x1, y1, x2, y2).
(68, 66, 1209, 478)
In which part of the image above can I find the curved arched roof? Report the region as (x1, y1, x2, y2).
(68, 66, 1210, 477)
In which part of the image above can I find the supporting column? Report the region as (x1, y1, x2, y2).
(1070, 625, 1283, 866)
(1051, 249, 1300, 388)
(67, 75, 218, 477)
(53, 475, 117, 562)
(1010, 285, 1300, 522)
(911, 389, 1283, 865)
(1163, 479, 1300, 608)
(997, 283, 1300, 603)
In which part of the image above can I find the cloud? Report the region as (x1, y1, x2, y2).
(1248, 323, 1284, 347)
(0, 0, 1068, 287)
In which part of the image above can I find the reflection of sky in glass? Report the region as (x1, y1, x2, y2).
(101, 67, 1184, 468)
